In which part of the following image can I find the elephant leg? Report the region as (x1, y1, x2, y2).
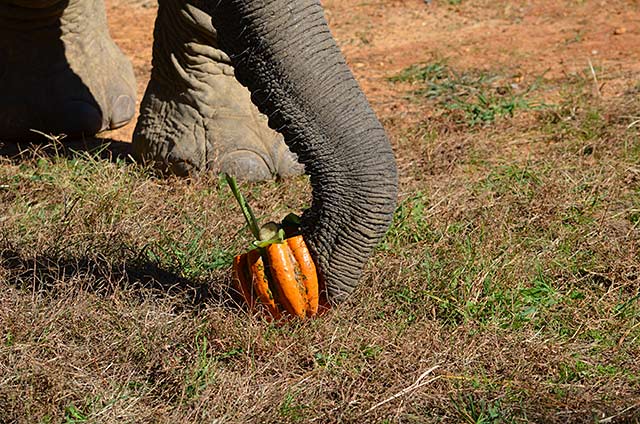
(132, 0, 302, 180)
(0, 0, 136, 139)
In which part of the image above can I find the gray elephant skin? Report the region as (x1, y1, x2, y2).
(0, 0, 398, 302)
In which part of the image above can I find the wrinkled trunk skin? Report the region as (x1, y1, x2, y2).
(207, 0, 398, 302)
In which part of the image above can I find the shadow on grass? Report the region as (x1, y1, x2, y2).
(0, 135, 134, 165)
(0, 244, 239, 311)
(0, 137, 243, 310)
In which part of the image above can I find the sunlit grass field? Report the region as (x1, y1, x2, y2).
(2, 58, 640, 423)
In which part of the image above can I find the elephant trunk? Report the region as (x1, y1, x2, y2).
(206, 0, 398, 302)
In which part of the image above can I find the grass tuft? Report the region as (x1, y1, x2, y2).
(390, 61, 544, 126)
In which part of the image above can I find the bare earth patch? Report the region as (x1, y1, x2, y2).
(1, 0, 640, 423)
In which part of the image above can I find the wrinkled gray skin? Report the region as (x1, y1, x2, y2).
(0, 0, 398, 302)
(0, 0, 300, 179)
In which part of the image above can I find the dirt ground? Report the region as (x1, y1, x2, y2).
(104, 0, 640, 142)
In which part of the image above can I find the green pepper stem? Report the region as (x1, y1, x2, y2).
(225, 173, 261, 241)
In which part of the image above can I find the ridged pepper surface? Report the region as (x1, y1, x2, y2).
(233, 235, 319, 319)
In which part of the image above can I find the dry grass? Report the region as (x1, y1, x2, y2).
(3, 4, 640, 423)
(2, 68, 639, 423)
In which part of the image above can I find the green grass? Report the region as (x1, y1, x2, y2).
(63, 404, 88, 423)
(451, 393, 519, 423)
(278, 389, 309, 422)
(184, 333, 218, 401)
(145, 223, 234, 279)
(390, 61, 544, 126)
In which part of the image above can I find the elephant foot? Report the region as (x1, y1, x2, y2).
(0, 0, 136, 140)
(132, 0, 302, 180)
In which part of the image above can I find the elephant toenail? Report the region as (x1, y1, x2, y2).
(220, 150, 273, 182)
(110, 95, 136, 129)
